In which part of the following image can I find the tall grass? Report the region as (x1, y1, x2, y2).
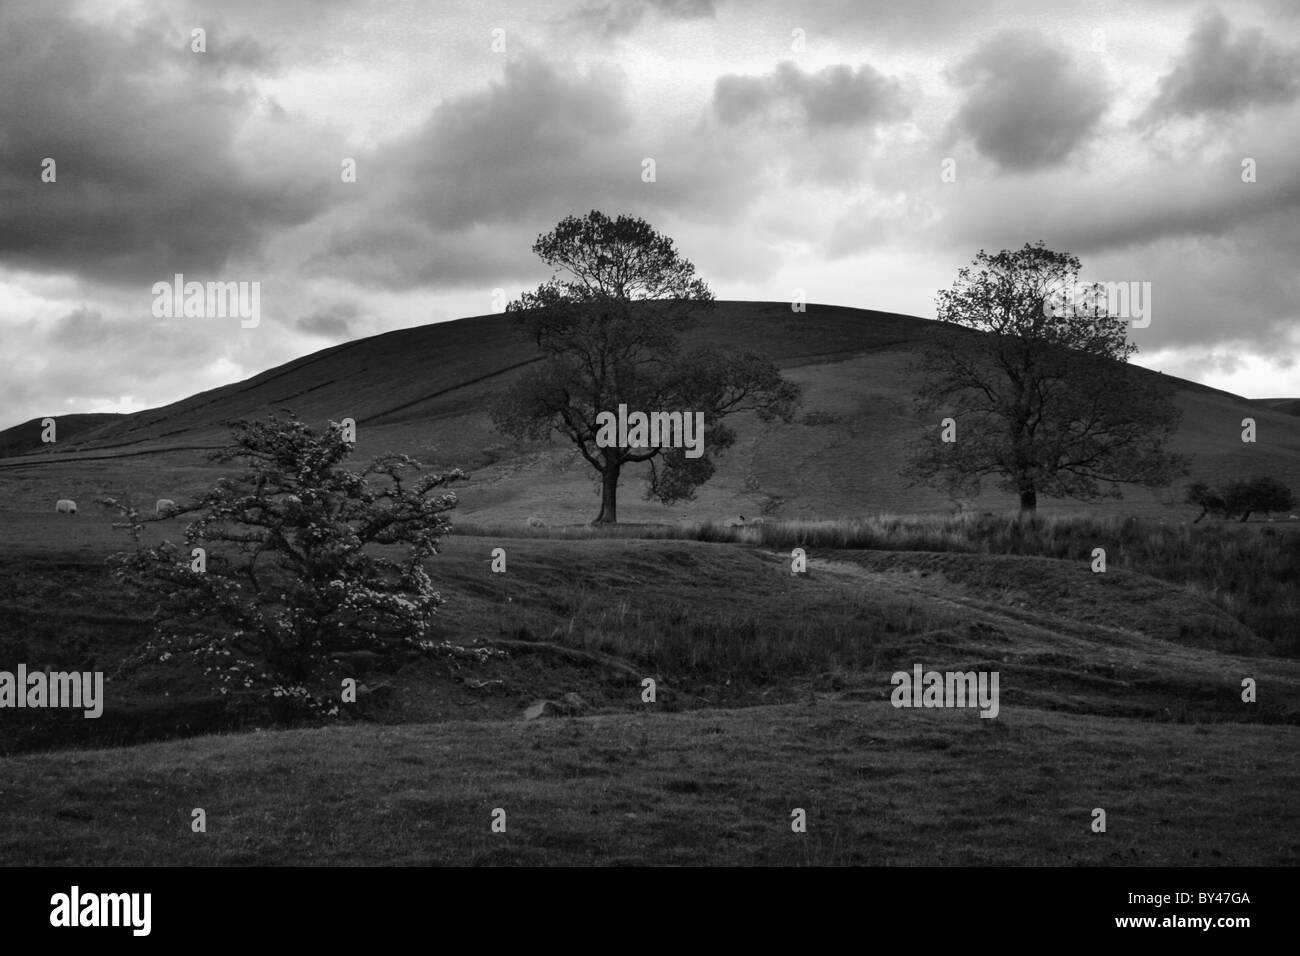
(495, 575, 932, 694)
(455, 513, 1300, 655)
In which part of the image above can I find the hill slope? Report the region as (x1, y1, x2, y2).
(0, 412, 125, 458)
(1, 302, 1297, 523)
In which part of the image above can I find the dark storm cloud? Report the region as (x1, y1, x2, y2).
(0, 5, 336, 285)
(948, 30, 1109, 171)
(940, 131, 1300, 257)
(314, 52, 758, 289)
(386, 54, 633, 231)
(567, 0, 716, 37)
(713, 61, 909, 129)
(1140, 8, 1300, 122)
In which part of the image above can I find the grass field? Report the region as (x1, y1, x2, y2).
(2, 702, 1296, 865)
(1, 503, 1297, 864)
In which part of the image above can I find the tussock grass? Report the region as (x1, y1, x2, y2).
(490, 565, 930, 690)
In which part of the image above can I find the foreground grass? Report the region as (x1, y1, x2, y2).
(2, 702, 1295, 865)
(456, 513, 1300, 655)
(3, 534, 1295, 757)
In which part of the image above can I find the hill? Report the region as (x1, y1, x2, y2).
(0, 412, 125, 459)
(1, 302, 1297, 526)
(1260, 398, 1300, 418)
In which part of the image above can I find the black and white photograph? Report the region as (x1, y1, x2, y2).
(0, 0, 1295, 930)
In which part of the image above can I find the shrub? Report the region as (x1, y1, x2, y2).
(103, 414, 466, 717)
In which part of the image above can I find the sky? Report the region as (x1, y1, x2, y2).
(2, 0, 1298, 429)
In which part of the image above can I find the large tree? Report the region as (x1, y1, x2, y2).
(906, 242, 1188, 513)
(492, 211, 801, 523)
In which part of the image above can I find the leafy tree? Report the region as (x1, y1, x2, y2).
(103, 414, 468, 716)
(1185, 480, 1228, 523)
(1190, 475, 1296, 522)
(1228, 476, 1296, 522)
(491, 211, 801, 523)
(906, 242, 1188, 513)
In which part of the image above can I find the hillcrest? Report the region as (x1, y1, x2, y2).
(594, 404, 705, 459)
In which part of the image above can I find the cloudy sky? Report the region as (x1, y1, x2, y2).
(2, 0, 1298, 429)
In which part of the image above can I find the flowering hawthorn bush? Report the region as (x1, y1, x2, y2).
(103, 414, 467, 717)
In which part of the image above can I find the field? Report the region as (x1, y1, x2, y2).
(1, 511, 1298, 864)
(1, 302, 1297, 866)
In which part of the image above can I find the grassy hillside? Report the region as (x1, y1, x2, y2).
(0, 413, 124, 459)
(2, 530, 1297, 865)
(1, 302, 1296, 525)
(3, 524, 1297, 757)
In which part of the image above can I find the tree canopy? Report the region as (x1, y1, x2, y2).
(906, 242, 1188, 513)
(492, 211, 801, 523)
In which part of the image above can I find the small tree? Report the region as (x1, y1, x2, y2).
(104, 414, 467, 716)
(1190, 475, 1297, 523)
(492, 211, 801, 523)
(1186, 480, 1228, 523)
(906, 242, 1188, 514)
(1228, 476, 1296, 522)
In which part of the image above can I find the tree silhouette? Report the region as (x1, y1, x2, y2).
(492, 211, 801, 523)
(906, 242, 1188, 513)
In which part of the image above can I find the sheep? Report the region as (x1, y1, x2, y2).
(155, 498, 176, 516)
(55, 499, 77, 515)
(525, 515, 548, 529)
(722, 515, 747, 528)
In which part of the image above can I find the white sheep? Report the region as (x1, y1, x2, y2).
(55, 499, 77, 514)
(723, 515, 747, 528)
(155, 498, 176, 516)
(526, 515, 547, 529)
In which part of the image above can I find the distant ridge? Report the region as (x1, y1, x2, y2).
(0, 413, 125, 459)
(1259, 398, 1300, 418)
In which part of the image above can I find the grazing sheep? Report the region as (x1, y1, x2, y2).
(723, 515, 747, 528)
(747, 516, 766, 527)
(155, 498, 176, 516)
(55, 499, 77, 515)
(526, 515, 547, 529)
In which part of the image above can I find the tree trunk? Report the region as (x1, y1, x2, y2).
(1018, 487, 1037, 513)
(1239, 510, 1252, 523)
(594, 460, 620, 524)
